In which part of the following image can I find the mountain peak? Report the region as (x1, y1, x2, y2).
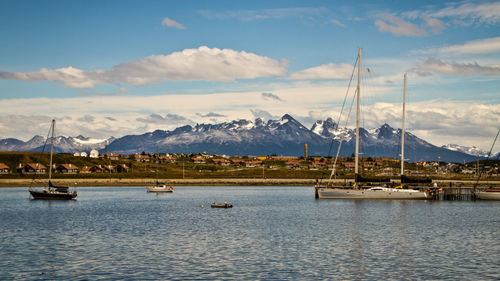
(281, 114, 295, 122)
(311, 117, 338, 138)
(377, 123, 396, 139)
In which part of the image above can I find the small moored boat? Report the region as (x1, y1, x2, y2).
(147, 182, 174, 193)
(211, 202, 233, 208)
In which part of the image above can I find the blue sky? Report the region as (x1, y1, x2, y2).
(0, 0, 499, 153)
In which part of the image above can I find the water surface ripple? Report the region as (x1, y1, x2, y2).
(0, 186, 498, 280)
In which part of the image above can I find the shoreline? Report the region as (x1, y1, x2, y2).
(1, 178, 500, 187)
(0, 178, 318, 187)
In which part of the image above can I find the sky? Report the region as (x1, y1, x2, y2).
(0, 0, 499, 153)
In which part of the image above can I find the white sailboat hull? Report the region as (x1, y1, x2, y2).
(146, 185, 174, 193)
(476, 191, 500, 200)
(317, 186, 427, 200)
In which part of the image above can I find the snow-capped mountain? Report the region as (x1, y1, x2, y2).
(441, 144, 489, 157)
(0, 135, 114, 153)
(106, 115, 474, 162)
(0, 114, 478, 162)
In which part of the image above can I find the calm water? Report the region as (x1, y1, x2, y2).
(0, 186, 498, 280)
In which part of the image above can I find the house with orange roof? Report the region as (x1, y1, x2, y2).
(0, 163, 10, 174)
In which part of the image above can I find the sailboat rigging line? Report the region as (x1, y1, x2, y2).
(474, 128, 500, 188)
(319, 55, 358, 185)
(29, 121, 53, 189)
(325, 54, 358, 159)
(327, 87, 357, 184)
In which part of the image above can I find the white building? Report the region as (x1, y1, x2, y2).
(89, 149, 99, 158)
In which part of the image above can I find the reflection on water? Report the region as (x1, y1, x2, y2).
(0, 186, 499, 280)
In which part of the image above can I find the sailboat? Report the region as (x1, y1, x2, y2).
(315, 49, 427, 199)
(29, 119, 77, 200)
(146, 149, 174, 193)
(474, 129, 500, 200)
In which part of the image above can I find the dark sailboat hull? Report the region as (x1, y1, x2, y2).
(30, 189, 77, 200)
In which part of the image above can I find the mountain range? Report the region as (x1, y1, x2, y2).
(0, 114, 490, 162)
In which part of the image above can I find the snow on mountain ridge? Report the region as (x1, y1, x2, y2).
(442, 144, 489, 157)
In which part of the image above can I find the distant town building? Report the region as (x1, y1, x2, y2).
(102, 165, 117, 173)
(159, 156, 177, 163)
(134, 154, 150, 162)
(55, 164, 79, 174)
(244, 160, 262, 168)
(191, 156, 206, 164)
(18, 163, 46, 174)
(80, 165, 92, 174)
(285, 160, 301, 170)
(213, 158, 231, 166)
(105, 153, 119, 160)
(89, 165, 104, 173)
(0, 163, 10, 174)
(116, 164, 130, 173)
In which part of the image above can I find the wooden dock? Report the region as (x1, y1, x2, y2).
(427, 186, 475, 201)
(427, 180, 500, 201)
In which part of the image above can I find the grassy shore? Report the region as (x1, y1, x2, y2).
(0, 178, 318, 187)
(1, 178, 500, 187)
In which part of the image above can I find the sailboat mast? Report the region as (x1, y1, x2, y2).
(401, 73, 407, 176)
(48, 119, 55, 182)
(355, 48, 362, 178)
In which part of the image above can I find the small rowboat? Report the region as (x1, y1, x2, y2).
(210, 202, 233, 208)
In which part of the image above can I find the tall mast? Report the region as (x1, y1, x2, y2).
(355, 48, 362, 179)
(401, 73, 407, 176)
(48, 119, 55, 182)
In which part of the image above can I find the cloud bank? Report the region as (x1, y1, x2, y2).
(438, 36, 500, 55)
(0, 46, 287, 88)
(288, 63, 354, 80)
(375, 14, 429, 36)
(417, 58, 500, 76)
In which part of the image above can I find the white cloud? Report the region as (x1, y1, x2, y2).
(331, 19, 345, 27)
(438, 36, 500, 55)
(288, 63, 354, 80)
(0, 67, 109, 88)
(261, 92, 284, 102)
(424, 17, 444, 34)
(77, 115, 95, 123)
(196, 112, 226, 118)
(432, 1, 500, 24)
(417, 57, 500, 76)
(198, 7, 328, 22)
(161, 17, 185, 29)
(137, 113, 191, 124)
(375, 14, 428, 36)
(0, 46, 287, 88)
(250, 109, 277, 121)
